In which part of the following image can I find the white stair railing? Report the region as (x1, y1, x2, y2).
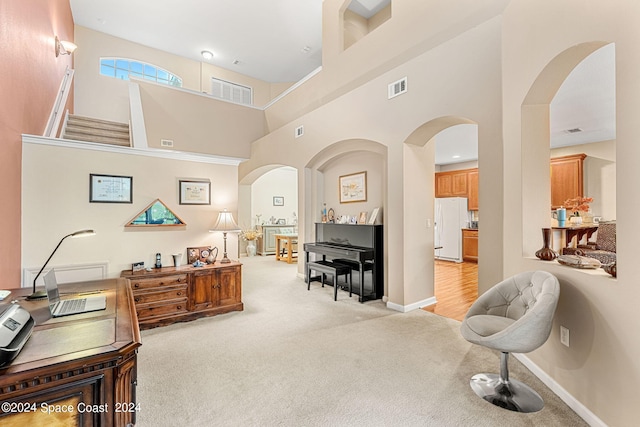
(43, 66, 74, 138)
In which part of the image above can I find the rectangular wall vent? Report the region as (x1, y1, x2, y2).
(388, 77, 408, 99)
(295, 125, 304, 138)
(161, 139, 174, 147)
(211, 77, 253, 105)
(565, 127, 583, 134)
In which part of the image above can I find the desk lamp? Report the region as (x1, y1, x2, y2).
(27, 229, 96, 300)
(210, 210, 240, 263)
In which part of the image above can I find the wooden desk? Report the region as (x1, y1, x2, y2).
(0, 278, 141, 426)
(275, 234, 298, 264)
(551, 224, 598, 251)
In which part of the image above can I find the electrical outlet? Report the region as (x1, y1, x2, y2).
(560, 326, 570, 347)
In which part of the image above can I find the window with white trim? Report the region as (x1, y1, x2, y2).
(211, 77, 253, 105)
(100, 58, 182, 87)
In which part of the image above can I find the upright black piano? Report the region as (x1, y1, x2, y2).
(304, 222, 383, 302)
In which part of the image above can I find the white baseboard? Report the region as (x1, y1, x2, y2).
(387, 296, 437, 313)
(513, 353, 607, 427)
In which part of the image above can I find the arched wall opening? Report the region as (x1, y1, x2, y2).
(305, 139, 388, 292)
(402, 116, 479, 314)
(521, 41, 615, 259)
(239, 165, 299, 256)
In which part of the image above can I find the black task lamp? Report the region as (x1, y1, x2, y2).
(209, 210, 240, 263)
(27, 229, 96, 300)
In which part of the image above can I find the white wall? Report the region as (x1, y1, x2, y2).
(319, 151, 384, 224)
(21, 141, 239, 283)
(250, 167, 298, 227)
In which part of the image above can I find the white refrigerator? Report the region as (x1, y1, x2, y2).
(434, 197, 469, 263)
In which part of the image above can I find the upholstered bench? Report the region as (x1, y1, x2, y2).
(307, 260, 352, 301)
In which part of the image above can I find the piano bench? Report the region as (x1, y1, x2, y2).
(307, 260, 352, 301)
(332, 259, 374, 272)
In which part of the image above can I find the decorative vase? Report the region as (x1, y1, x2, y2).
(246, 240, 257, 257)
(569, 214, 583, 225)
(535, 228, 558, 261)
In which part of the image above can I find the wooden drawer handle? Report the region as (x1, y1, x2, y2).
(134, 283, 140, 288)
(177, 292, 182, 296)
(177, 305, 182, 310)
(134, 297, 140, 303)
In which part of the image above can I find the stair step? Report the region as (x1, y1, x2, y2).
(62, 114, 131, 147)
(67, 114, 129, 130)
(64, 131, 131, 147)
(64, 124, 130, 138)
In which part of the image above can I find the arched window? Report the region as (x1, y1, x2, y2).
(100, 58, 182, 87)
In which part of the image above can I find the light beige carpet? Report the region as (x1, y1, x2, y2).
(136, 256, 587, 426)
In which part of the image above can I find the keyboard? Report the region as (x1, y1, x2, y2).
(58, 298, 86, 315)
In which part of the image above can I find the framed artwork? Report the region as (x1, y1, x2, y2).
(339, 171, 367, 203)
(273, 196, 284, 206)
(358, 212, 368, 224)
(90, 174, 133, 203)
(187, 246, 212, 264)
(179, 180, 211, 205)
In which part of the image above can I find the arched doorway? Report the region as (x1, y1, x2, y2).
(404, 116, 479, 320)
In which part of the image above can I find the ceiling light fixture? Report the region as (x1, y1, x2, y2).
(55, 36, 77, 57)
(201, 50, 214, 60)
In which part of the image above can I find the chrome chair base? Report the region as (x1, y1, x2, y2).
(470, 373, 544, 413)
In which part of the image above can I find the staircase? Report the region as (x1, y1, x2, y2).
(62, 114, 131, 147)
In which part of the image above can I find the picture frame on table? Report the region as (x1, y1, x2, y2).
(339, 171, 367, 203)
(358, 212, 368, 224)
(90, 174, 133, 203)
(368, 207, 380, 224)
(179, 180, 211, 205)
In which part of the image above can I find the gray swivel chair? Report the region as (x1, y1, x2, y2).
(460, 270, 560, 413)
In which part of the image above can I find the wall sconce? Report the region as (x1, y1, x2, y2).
(55, 36, 77, 57)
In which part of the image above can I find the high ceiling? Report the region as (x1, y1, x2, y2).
(436, 44, 615, 165)
(70, 0, 324, 83)
(70, 1, 615, 165)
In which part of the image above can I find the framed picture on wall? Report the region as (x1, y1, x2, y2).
(273, 196, 284, 206)
(90, 174, 133, 203)
(339, 171, 367, 203)
(179, 180, 211, 205)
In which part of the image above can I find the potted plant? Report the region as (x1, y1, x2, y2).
(562, 196, 593, 225)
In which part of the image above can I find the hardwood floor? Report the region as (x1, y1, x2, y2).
(423, 260, 478, 321)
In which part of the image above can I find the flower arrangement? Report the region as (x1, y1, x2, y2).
(240, 229, 262, 241)
(563, 196, 593, 215)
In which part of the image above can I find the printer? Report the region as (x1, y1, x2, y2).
(0, 303, 35, 367)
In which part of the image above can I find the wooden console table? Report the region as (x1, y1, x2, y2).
(121, 261, 243, 330)
(0, 278, 141, 427)
(551, 224, 598, 252)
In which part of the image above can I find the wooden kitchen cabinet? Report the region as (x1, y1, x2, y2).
(462, 229, 479, 262)
(122, 262, 242, 330)
(435, 170, 468, 197)
(550, 153, 586, 209)
(435, 168, 478, 208)
(467, 169, 479, 210)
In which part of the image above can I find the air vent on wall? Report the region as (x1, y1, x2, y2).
(565, 128, 583, 134)
(161, 139, 174, 147)
(295, 125, 304, 138)
(388, 77, 408, 99)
